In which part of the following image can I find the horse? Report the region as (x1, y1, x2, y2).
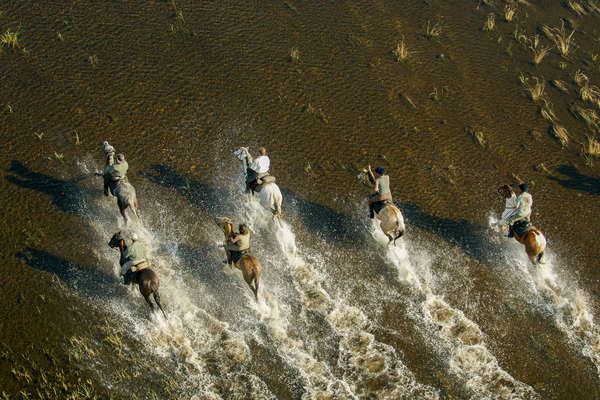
(113, 182, 140, 224)
(510, 222, 547, 265)
(108, 232, 166, 317)
(215, 217, 262, 301)
(234, 148, 282, 223)
(374, 203, 406, 245)
(357, 169, 405, 245)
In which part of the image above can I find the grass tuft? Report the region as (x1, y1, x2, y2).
(565, 0, 587, 15)
(550, 124, 569, 147)
(289, 47, 300, 63)
(540, 100, 558, 121)
(531, 44, 552, 65)
(525, 76, 545, 101)
(505, 4, 517, 21)
(425, 20, 442, 38)
(569, 103, 600, 131)
(392, 37, 409, 61)
(550, 79, 569, 93)
(0, 28, 20, 48)
(542, 21, 575, 57)
(483, 13, 495, 31)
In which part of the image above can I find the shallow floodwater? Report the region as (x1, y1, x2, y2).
(1, 1, 600, 399)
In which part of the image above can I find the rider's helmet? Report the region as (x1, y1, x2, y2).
(519, 183, 529, 192)
(374, 166, 385, 175)
(131, 232, 139, 241)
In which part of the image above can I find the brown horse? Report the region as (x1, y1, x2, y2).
(108, 232, 166, 317)
(512, 224, 547, 265)
(215, 217, 262, 301)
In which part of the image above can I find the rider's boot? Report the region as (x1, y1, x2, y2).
(506, 225, 514, 238)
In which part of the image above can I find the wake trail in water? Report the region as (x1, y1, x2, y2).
(366, 218, 539, 399)
(489, 213, 600, 377)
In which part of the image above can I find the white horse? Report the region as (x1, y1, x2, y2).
(234, 148, 282, 223)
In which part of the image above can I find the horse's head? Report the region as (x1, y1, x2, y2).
(233, 147, 249, 162)
(214, 217, 234, 237)
(108, 231, 124, 248)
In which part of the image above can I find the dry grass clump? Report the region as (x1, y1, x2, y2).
(483, 13, 495, 31)
(392, 37, 409, 62)
(0, 28, 20, 48)
(550, 124, 569, 147)
(584, 136, 600, 155)
(565, 0, 588, 15)
(505, 5, 517, 21)
(550, 79, 569, 93)
(541, 21, 575, 57)
(574, 69, 588, 86)
(540, 100, 558, 121)
(531, 43, 553, 65)
(569, 103, 600, 131)
(289, 47, 300, 63)
(425, 20, 442, 38)
(579, 82, 600, 106)
(525, 76, 545, 101)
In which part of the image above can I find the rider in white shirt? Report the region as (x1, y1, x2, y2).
(507, 183, 533, 237)
(244, 147, 270, 191)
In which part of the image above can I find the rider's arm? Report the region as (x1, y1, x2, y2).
(366, 165, 376, 185)
(229, 234, 240, 243)
(244, 148, 254, 164)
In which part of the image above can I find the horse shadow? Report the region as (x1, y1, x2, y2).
(398, 202, 504, 266)
(139, 164, 232, 216)
(548, 164, 600, 195)
(6, 160, 102, 217)
(16, 247, 124, 299)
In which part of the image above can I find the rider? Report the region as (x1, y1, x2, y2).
(104, 153, 129, 196)
(244, 147, 270, 192)
(121, 232, 148, 284)
(366, 165, 393, 219)
(507, 183, 533, 237)
(225, 224, 250, 266)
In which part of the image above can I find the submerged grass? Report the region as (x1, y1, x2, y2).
(425, 20, 442, 38)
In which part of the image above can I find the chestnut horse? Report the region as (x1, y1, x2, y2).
(215, 217, 262, 301)
(512, 224, 546, 265)
(108, 232, 166, 317)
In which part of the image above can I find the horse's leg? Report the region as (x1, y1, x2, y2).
(118, 200, 128, 224)
(151, 280, 166, 318)
(139, 280, 154, 312)
(537, 251, 545, 264)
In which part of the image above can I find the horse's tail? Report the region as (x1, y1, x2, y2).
(151, 281, 166, 318)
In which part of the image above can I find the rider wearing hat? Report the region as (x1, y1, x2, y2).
(507, 183, 533, 237)
(366, 165, 393, 219)
(225, 224, 251, 266)
(121, 232, 148, 284)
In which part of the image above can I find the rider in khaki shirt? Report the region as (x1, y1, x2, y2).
(225, 224, 250, 265)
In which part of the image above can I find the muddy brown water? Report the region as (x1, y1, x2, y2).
(1, 0, 600, 399)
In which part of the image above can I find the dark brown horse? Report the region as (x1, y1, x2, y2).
(109, 232, 166, 317)
(215, 217, 262, 301)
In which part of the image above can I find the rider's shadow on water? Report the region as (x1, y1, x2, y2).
(139, 164, 232, 216)
(548, 164, 600, 196)
(16, 247, 125, 299)
(6, 160, 103, 217)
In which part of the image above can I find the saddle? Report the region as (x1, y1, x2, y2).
(250, 175, 276, 193)
(373, 199, 393, 215)
(230, 248, 249, 264)
(512, 220, 534, 237)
